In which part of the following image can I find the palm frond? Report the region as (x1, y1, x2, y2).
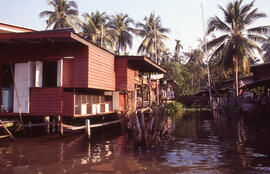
(247, 34, 268, 43)
(39, 11, 54, 18)
(207, 16, 231, 34)
(206, 34, 228, 49)
(247, 26, 270, 35)
(244, 9, 266, 25)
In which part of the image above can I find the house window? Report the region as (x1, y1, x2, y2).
(42, 62, 57, 87)
(74, 94, 113, 115)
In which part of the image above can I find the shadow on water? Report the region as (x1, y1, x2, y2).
(1, 111, 270, 173)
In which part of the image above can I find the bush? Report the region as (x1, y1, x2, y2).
(165, 101, 185, 115)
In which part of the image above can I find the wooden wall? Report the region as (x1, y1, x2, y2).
(62, 91, 74, 116)
(30, 88, 63, 115)
(115, 58, 135, 92)
(88, 44, 115, 91)
(253, 67, 270, 82)
(0, 43, 89, 88)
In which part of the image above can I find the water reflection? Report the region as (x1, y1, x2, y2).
(1, 111, 270, 173)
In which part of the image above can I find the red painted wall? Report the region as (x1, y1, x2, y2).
(30, 88, 63, 115)
(88, 44, 115, 91)
(0, 43, 89, 88)
(115, 58, 135, 92)
(62, 91, 74, 116)
(115, 58, 128, 91)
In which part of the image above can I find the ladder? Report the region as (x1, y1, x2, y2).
(0, 120, 15, 140)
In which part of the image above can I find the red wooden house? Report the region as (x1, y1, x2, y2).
(0, 28, 165, 118)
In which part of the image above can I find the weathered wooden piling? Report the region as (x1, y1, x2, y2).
(52, 117, 56, 133)
(57, 116, 63, 137)
(44, 116, 50, 134)
(85, 119, 91, 139)
(28, 121, 32, 132)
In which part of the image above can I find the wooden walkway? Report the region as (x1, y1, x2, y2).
(63, 120, 122, 131)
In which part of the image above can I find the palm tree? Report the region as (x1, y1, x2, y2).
(108, 13, 135, 55)
(206, 0, 269, 96)
(174, 39, 183, 63)
(136, 13, 170, 61)
(39, 0, 81, 31)
(262, 37, 270, 62)
(80, 11, 115, 50)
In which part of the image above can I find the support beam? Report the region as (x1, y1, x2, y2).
(85, 119, 91, 139)
(57, 116, 63, 137)
(28, 121, 32, 132)
(52, 117, 56, 133)
(44, 116, 50, 134)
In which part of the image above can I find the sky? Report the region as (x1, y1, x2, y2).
(0, 0, 269, 55)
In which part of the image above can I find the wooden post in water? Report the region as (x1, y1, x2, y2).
(85, 119, 91, 139)
(135, 110, 141, 133)
(57, 116, 63, 137)
(52, 117, 56, 133)
(28, 121, 32, 133)
(141, 111, 145, 131)
(44, 116, 50, 134)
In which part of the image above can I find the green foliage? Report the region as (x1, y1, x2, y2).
(135, 13, 170, 60)
(80, 11, 115, 50)
(250, 86, 266, 98)
(165, 101, 185, 114)
(39, 0, 82, 31)
(206, 0, 269, 95)
(164, 58, 206, 97)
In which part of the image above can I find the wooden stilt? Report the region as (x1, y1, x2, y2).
(85, 119, 91, 139)
(52, 117, 56, 133)
(135, 111, 141, 133)
(45, 116, 50, 134)
(29, 121, 32, 133)
(141, 112, 145, 131)
(57, 116, 63, 137)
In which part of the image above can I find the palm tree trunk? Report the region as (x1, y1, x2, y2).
(116, 42, 120, 55)
(233, 56, 239, 97)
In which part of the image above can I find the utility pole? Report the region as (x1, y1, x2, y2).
(154, 22, 159, 105)
(201, 3, 212, 108)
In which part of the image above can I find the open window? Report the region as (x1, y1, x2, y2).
(35, 59, 63, 88)
(1, 64, 14, 112)
(42, 62, 57, 87)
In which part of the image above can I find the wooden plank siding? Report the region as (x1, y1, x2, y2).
(127, 67, 135, 91)
(30, 88, 63, 115)
(70, 48, 89, 88)
(0, 43, 89, 88)
(62, 59, 74, 87)
(88, 44, 115, 91)
(253, 68, 270, 82)
(115, 58, 128, 91)
(62, 91, 74, 116)
(115, 58, 135, 92)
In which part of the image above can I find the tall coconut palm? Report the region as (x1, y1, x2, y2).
(175, 39, 183, 54)
(108, 13, 135, 55)
(262, 37, 270, 62)
(136, 13, 170, 60)
(174, 39, 183, 63)
(39, 0, 81, 31)
(206, 0, 269, 96)
(80, 11, 115, 50)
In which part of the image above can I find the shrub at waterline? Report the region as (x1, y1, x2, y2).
(165, 101, 185, 115)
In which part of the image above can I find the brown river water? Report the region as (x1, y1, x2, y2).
(1, 111, 270, 174)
